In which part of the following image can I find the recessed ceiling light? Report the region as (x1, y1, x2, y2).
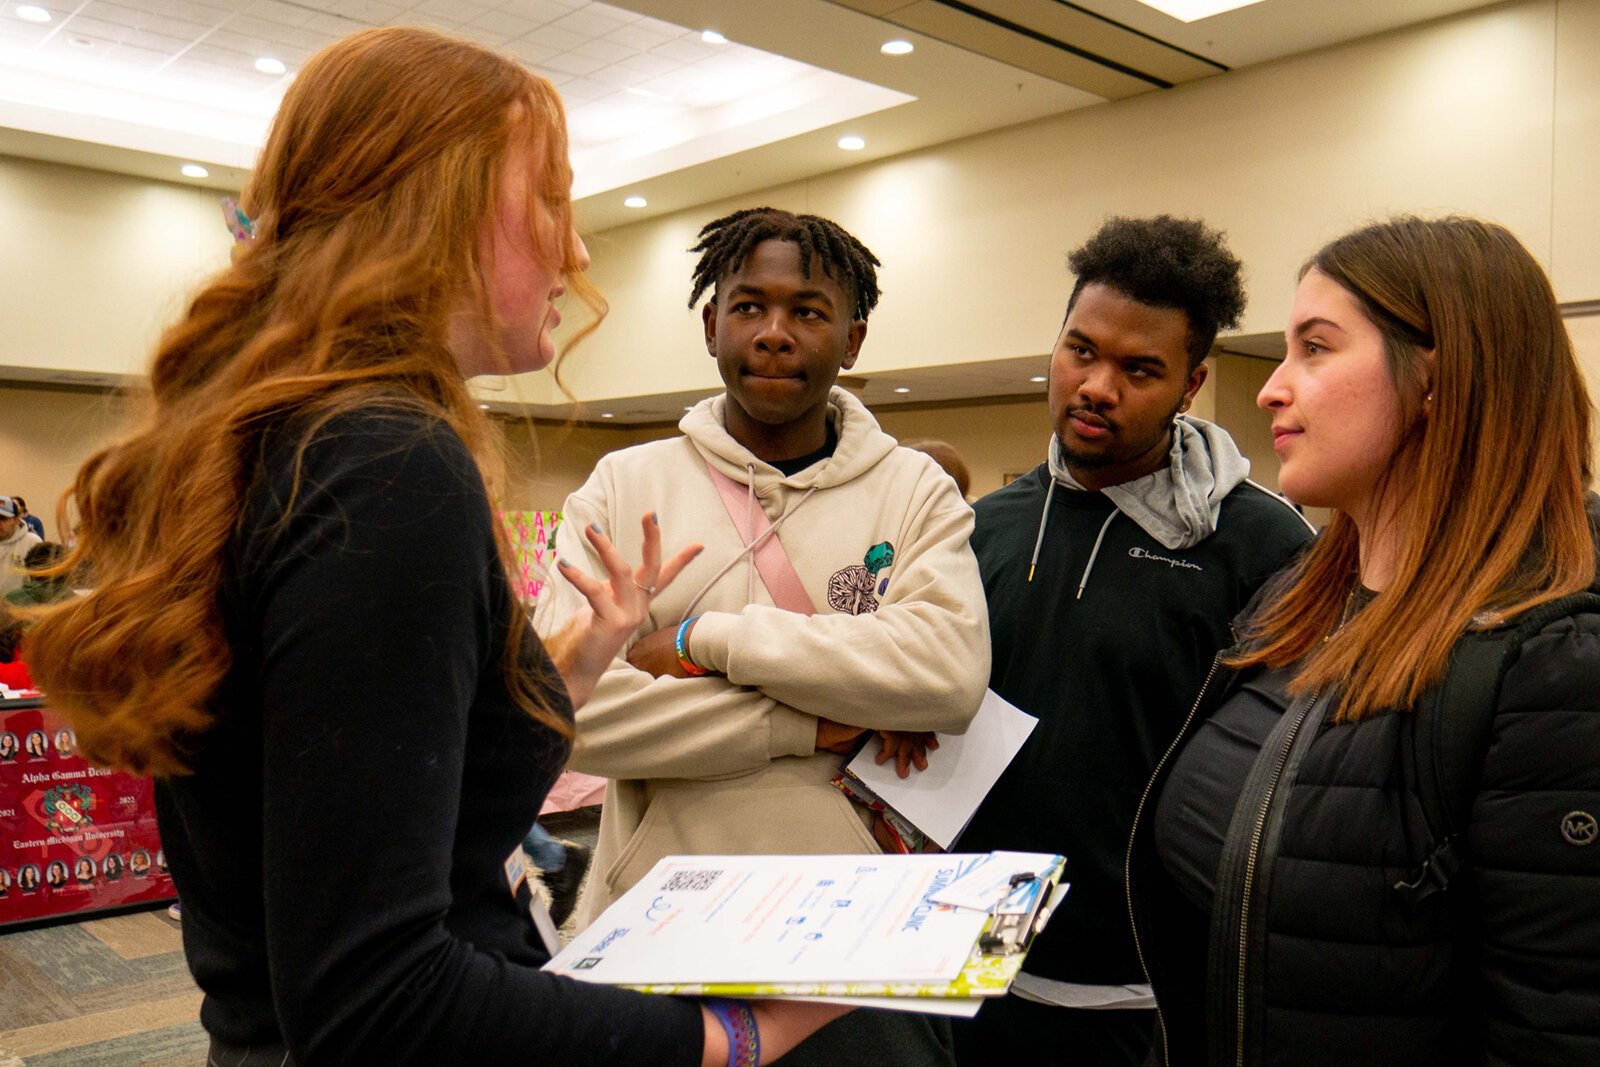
(1130, 0, 1265, 22)
(624, 195, 647, 208)
(700, 29, 727, 44)
(1030, 375, 1048, 383)
(16, 4, 50, 23)
(479, 403, 490, 409)
(254, 56, 287, 75)
(893, 386, 911, 394)
(180, 163, 209, 178)
(68, 35, 92, 48)
(601, 412, 615, 419)
(880, 40, 914, 56)
(838, 135, 866, 151)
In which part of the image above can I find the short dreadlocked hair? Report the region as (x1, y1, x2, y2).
(688, 207, 882, 322)
(1066, 215, 1246, 369)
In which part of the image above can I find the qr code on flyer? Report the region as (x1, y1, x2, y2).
(661, 869, 721, 891)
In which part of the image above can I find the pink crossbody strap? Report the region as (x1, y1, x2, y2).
(704, 462, 817, 616)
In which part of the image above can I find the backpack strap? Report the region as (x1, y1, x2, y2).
(1396, 591, 1600, 902)
(703, 461, 817, 616)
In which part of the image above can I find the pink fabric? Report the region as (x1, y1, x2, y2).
(704, 463, 817, 616)
(540, 770, 607, 814)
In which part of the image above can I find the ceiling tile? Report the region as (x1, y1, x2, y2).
(468, 9, 541, 38)
(627, 14, 688, 38)
(206, 28, 303, 59)
(323, 0, 396, 21)
(547, 6, 631, 38)
(572, 36, 634, 64)
(242, 0, 318, 28)
(304, 12, 364, 35)
(648, 37, 716, 65)
(412, 0, 490, 24)
(185, 41, 255, 68)
(585, 62, 653, 89)
(224, 15, 326, 48)
(107, 41, 192, 68)
(540, 49, 606, 77)
(614, 50, 679, 78)
(502, 36, 559, 64)
(129, 0, 228, 30)
(119, 27, 194, 52)
(603, 23, 672, 51)
(502, 0, 581, 21)
(524, 24, 586, 52)
(55, 15, 132, 44)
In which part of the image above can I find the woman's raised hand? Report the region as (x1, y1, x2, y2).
(544, 513, 701, 708)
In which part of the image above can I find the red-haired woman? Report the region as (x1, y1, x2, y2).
(26, 26, 840, 1067)
(1129, 217, 1600, 1065)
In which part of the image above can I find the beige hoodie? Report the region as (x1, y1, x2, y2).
(534, 388, 990, 924)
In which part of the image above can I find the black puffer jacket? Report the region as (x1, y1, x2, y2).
(1128, 599, 1600, 1066)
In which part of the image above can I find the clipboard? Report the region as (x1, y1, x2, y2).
(545, 852, 1068, 1011)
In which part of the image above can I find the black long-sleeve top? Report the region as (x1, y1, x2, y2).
(154, 406, 702, 1064)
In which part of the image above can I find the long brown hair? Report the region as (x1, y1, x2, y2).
(27, 27, 596, 775)
(1234, 217, 1595, 722)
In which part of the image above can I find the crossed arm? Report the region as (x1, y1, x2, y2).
(535, 479, 989, 782)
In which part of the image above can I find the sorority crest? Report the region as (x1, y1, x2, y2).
(42, 784, 95, 835)
(827, 541, 897, 615)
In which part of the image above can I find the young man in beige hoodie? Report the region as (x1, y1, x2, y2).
(535, 207, 989, 1065)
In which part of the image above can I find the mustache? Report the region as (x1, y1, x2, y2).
(1065, 403, 1117, 433)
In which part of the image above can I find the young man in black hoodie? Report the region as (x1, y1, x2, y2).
(953, 216, 1314, 1065)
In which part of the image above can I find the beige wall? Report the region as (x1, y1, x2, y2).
(565, 0, 1595, 404)
(0, 385, 132, 538)
(499, 418, 675, 512)
(4, 2, 1595, 399)
(0, 157, 233, 379)
(2, 0, 1596, 517)
(4, 305, 1596, 522)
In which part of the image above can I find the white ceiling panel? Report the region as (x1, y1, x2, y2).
(1, 0, 1500, 240)
(0, 0, 918, 201)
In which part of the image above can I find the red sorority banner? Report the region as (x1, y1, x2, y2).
(0, 700, 175, 927)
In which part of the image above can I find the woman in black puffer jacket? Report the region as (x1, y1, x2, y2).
(1127, 217, 1600, 1067)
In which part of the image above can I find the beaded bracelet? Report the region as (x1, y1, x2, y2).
(705, 998, 760, 1067)
(676, 616, 711, 677)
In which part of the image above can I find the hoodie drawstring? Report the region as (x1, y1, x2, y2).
(1077, 510, 1117, 600)
(1028, 479, 1057, 583)
(681, 479, 820, 622)
(1027, 476, 1117, 599)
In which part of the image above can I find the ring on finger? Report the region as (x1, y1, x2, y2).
(632, 579, 657, 596)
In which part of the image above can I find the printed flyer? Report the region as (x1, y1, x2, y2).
(501, 510, 562, 603)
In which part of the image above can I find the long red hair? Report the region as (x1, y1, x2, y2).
(27, 27, 598, 774)
(1234, 217, 1595, 722)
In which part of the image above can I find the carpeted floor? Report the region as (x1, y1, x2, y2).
(0, 807, 601, 1065)
(0, 906, 206, 1066)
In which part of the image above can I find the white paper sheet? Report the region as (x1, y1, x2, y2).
(845, 688, 1038, 849)
(544, 853, 995, 987)
(927, 851, 1064, 912)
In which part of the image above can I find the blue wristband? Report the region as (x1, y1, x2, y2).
(705, 998, 759, 1067)
(675, 615, 710, 676)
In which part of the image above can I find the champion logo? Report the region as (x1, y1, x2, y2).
(1128, 546, 1203, 572)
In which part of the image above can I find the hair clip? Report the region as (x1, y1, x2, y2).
(220, 198, 256, 242)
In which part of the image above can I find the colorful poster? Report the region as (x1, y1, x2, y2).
(502, 510, 562, 604)
(0, 701, 175, 927)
